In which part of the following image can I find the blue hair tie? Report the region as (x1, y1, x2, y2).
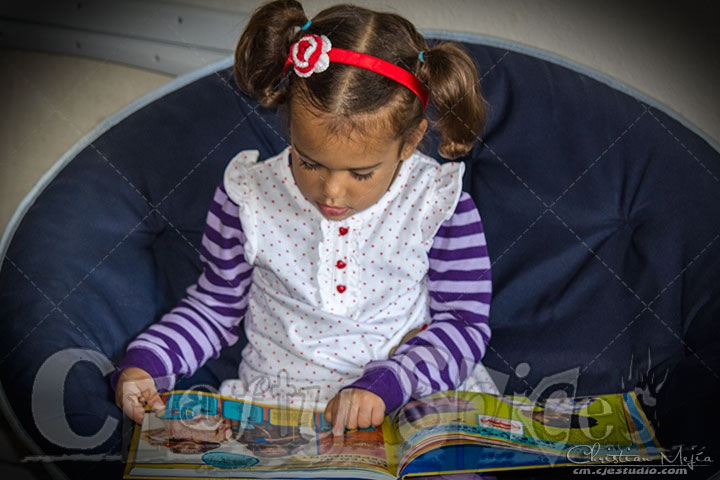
(418, 50, 425, 63)
(301, 20, 311, 30)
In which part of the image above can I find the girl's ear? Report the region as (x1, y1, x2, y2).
(400, 119, 428, 160)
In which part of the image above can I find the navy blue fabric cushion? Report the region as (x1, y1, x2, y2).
(1, 37, 719, 479)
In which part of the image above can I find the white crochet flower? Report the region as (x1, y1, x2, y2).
(290, 34, 331, 78)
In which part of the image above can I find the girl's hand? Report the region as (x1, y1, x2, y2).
(114, 367, 166, 424)
(324, 388, 385, 437)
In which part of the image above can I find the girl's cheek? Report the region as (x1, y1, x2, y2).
(290, 166, 306, 189)
(297, 176, 318, 200)
(295, 173, 312, 194)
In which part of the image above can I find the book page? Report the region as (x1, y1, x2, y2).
(390, 391, 661, 475)
(125, 390, 395, 479)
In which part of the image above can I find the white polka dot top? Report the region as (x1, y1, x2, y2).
(221, 146, 464, 406)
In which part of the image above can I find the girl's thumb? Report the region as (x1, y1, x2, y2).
(146, 392, 165, 413)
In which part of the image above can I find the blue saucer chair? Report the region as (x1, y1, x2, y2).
(1, 34, 718, 479)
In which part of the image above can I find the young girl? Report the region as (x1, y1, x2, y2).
(112, 0, 497, 437)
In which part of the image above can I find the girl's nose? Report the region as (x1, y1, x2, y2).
(321, 171, 345, 199)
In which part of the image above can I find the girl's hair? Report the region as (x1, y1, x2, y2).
(234, 0, 488, 159)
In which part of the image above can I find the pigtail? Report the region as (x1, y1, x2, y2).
(234, 0, 308, 107)
(416, 43, 488, 159)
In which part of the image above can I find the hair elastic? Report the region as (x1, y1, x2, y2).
(418, 50, 425, 63)
(284, 34, 429, 110)
(300, 20, 311, 30)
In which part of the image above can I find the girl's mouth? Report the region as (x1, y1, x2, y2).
(316, 202, 350, 216)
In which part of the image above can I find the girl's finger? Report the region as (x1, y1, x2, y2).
(129, 397, 146, 424)
(117, 382, 139, 409)
(324, 397, 336, 424)
(345, 399, 361, 430)
(371, 403, 385, 427)
(145, 392, 165, 412)
(332, 396, 350, 436)
(356, 403, 374, 429)
(133, 408, 144, 425)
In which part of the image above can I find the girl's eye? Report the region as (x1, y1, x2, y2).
(350, 171, 374, 181)
(300, 157, 374, 181)
(300, 159, 320, 171)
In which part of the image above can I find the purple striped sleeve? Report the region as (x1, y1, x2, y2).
(346, 192, 492, 413)
(109, 182, 253, 393)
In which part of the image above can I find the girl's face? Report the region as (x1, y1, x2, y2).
(289, 104, 426, 221)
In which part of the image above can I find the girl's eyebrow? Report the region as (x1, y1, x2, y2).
(293, 145, 383, 171)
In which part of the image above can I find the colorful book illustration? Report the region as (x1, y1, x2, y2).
(123, 389, 662, 479)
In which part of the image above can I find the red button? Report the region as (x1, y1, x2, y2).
(336, 260, 346, 269)
(339, 227, 349, 236)
(336, 285, 346, 293)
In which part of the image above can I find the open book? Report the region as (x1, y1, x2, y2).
(123, 389, 662, 479)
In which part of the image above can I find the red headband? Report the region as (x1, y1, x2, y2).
(283, 34, 429, 111)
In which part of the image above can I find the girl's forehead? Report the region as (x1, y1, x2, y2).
(290, 101, 394, 142)
(291, 126, 400, 169)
